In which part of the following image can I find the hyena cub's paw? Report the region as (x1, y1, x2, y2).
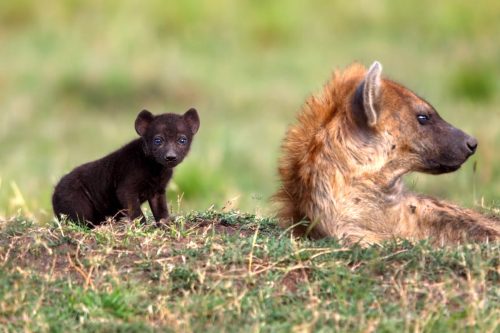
(154, 216, 175, 229)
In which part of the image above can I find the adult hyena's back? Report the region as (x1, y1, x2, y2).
(397, 195, 500, 244)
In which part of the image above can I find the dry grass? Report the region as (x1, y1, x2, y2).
(0, 210, 499, 332)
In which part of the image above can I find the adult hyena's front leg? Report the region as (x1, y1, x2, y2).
(401, 195, 500, 245)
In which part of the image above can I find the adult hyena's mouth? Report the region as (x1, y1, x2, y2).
(424, 159, 462, 174)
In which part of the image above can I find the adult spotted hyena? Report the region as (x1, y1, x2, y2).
(274, 61, 499, 245)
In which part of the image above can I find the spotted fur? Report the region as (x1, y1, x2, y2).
(274, 62, 499, 245)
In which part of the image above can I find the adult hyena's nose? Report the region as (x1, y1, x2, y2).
(465, 136, 478, 155)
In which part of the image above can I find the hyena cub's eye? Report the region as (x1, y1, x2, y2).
(177, 136, 188, 145)
(153, 137, 163, 146)
(417, 114, 430, 125)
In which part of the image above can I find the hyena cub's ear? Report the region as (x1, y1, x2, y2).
(354, 61, 383, 127)
(183, 108, 200, 135)
(135, 110, 154, 136)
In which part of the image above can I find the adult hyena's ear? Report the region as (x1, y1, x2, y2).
(354, 61, 383, 127)
(183, 108, 200, 135)
(135, 109, 154, 136)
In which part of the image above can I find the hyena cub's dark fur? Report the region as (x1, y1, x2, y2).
(52, 108, 200, 227)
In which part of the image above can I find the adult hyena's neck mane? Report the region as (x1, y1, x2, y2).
(297, 64, 365, 135)
(281, 63, 393, 182)
(275, 64, 398, 232)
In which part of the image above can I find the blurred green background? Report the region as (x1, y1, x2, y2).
(1, 0, 499, 221)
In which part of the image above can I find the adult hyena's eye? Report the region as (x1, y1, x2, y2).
(153, 137, 163, 146)
(417, 114, 430, 125)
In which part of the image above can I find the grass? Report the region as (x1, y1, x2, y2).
(0, 210, 499, 332)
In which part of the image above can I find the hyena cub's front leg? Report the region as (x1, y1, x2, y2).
(403, 195, 500, 244)
(148, 191, 170, 226)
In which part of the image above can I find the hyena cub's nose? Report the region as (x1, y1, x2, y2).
(465, 137, 478, 154)
(165, 154, 178, 162)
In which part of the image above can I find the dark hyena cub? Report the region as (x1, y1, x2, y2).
(52, 108, 200, 227)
